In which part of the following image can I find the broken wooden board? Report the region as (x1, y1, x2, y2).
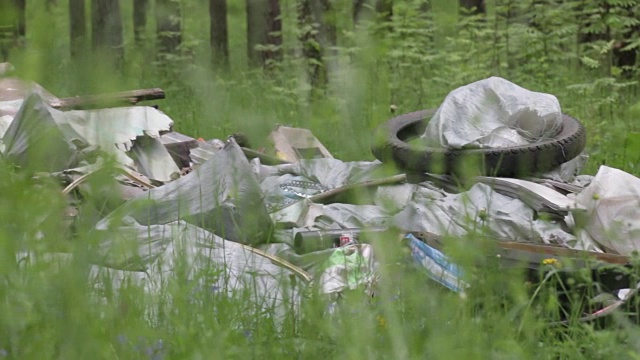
(411, 231, 630, 268)
(50, 88, 165, 110)
(159, 131, 200, 168)
(268, 125, 333, 162)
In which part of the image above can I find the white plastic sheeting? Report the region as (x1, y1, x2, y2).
(0, 99, 22, 138)
(18, 219, 301, 324)
(3, 94, 82, 171)
(574, 166, 640, 255)
(95, 218, 299, 298)
(1, 93, 178, 180)
(422, 77, 563, 149)
(255, 158, 580, 249)
(392, 182, 578, 247)
(106, 140, 274, 246)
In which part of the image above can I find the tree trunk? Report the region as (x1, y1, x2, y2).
(376, 0, 392, 24)
(354, 0, 392, 29)
(210, 0, 229, 67)
(133, 0, 148, 44)
(298, 0, 320, 87)
(246, 0, 282, 67)
(14, 0, 25, 38)
(156, 0, 182, 56)
(298, 0, 337, 89)
(419, 0, 430, 13)
(321, 0, 337, 54)
(69, 0, 86, 58)
(353, 0, 371, 25)
(91, 0, 124, 69)
(266, 0, 283, 63)
(459, 0, 485, 15)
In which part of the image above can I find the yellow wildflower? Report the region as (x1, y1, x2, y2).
(542, 258, 560, 267)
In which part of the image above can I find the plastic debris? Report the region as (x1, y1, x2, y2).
(105, 139, 274, 246)
(574, 166, 640, 255)
(405, 233, 467, 292)
(269, 125, 334, 162)
(422, 76, 563, 149)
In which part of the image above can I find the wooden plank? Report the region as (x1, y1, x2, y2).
(51, 88, 165, 109)
(242, 147, 289, 165)
(410, 231, 630, 266)
(497, 241, 629, 265)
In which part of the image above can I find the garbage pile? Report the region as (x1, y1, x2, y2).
(3, 70, 640, 323)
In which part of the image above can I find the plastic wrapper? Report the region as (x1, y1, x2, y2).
(422, 77, 563, 149)
(574, 166, 640, 255)
(105, 140, 274, 246)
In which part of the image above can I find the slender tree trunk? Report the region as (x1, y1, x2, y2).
(354, 0, 392, 29)
(376, 0, 392, 24)
(353, 0, 371, 25)
(156, 0, 182, 56)
(14, 0, 25, 38)
(91, 0, 124, 69)
(246, 0, 282, 67)
(266, 0, 283, 64)
(459, 0, 485, 15)
(321, 0, 337, 54)
(69, 0, 86, 58)
(133, 0, 148, 44)
(298, 0, 331, 90)
(419, 0, 430, 13)
(298, 0, 321, 88)
(246, 0, 265, 66)
(210, 0, 229, 67)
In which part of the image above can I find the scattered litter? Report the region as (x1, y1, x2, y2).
(5, 74, 640, 326)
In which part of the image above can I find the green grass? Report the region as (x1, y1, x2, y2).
(3, 0, 640, 359)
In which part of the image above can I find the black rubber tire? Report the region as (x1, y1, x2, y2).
(371, 109, 587, 177)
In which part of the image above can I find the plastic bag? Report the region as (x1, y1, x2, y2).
(106, 140, 274, 246)
(422, 77, 563, 149)
(574, 166, 640, 255)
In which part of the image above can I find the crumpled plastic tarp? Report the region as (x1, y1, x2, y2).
(253, 158, 581, 250)
(422, 77, 563, 149)
(3, 93, 81, 171)
(0, 99, 22, 139)
(255, 158, 390, 211)
(104, 140, 274, 246)
(574, 166, 640, 255)
(392, 182, 578, 247)
(19, 218, 301, 324)
(2, 93, 179, 181)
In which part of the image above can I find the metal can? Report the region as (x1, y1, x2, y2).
(294, 227, 386, 254)
(335, 232, 356, 248)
